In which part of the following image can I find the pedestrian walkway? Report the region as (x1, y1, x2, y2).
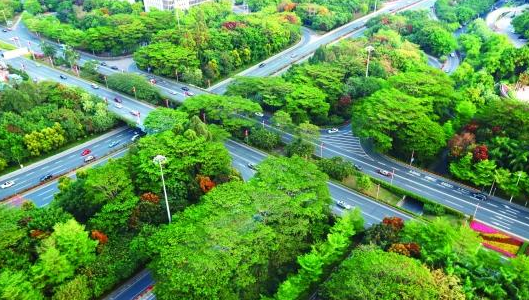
(320, 129, 372, 159)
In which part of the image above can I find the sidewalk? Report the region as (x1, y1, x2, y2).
(0, 126, 128, 182)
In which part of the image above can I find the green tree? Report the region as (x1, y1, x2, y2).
(316, 157, 355, 181)
(24, 0, 42, 15)
(107, 73, 162, 105)
(0, 269, 44, 300)
(248, 126, 281, 151)
(143, 108, 188, 134)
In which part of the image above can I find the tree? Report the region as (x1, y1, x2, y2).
(285, 138, 314, 159)
(52, 275, 92, 300)
(271, 110, 293, 129)
(296, 121, 320, 141)
(0, 269, 44, 300)
(316, 157, 355, 181)
(285, 85, 329, 124)
(63, 46, 80, 68)
(320, 247, 440, 300)
(107, 73, 162, 105)
(24, 0, 42, 15)
(248, 126, 281, 151)
(143, 108, 188, 134)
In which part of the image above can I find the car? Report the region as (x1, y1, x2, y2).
(149, 78, 156, 84)
(247, 163, 258, 170)
(450, 53, 456, 57)
(108, 141, 120, 148)
(444, 69, 450, 73)
(1, 29, 7, 33)
(471, 192, 487, 201)
(327, 128, 339, 134)
(130, 110, 140, 116)
(131, 134, 140, 141)
(353, 164, 363, 171)
(184, 91, 195, 96)
(84, 155, 96, 163)
(336, 200, 352, 210)
(290, 53, 297, 58)
(110, 65, 119, 70)
(35, 63, 41, 67)
(114, 97, 122, 103)
(440, 182, 454, 189)
(254, 112, 264, 117)
(258, 63, 265, 68)
(114, 103, 123, 109)
(81, 149, 91, 156)
(169, 90, 177, 95)
(181, 86, 190, 91)
(424, 176, 436, 182)
(100, 61, 107, 66)
(1, 180, 15, 189)
(39, 174, 53, 182)
(377, 169, 391, 177)
(91, 83, 99, 89)
(59, 74, 67, 80)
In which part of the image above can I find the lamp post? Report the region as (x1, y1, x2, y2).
(373, 0, 378, 12)
(510, 172, 523, 202)
(472, 198, 482, 219)
(153, 155, 171, 223)
(365, 45, 375, 77)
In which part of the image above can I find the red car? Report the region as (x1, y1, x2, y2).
(81, 149, 91, 156)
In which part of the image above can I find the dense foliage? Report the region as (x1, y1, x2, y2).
(134, 1, 301, 86)
(366, 11, 458, 56)
(434, 0, 495, 25)
(0, 80, 117, 171)
(513, 11, 529, 39)
(247, 0, 386, 31)
(0, 0, 22, 24)
(227, 29, 425, 126)
(147, 156, 332, 299)
(106, 73, 162, 105)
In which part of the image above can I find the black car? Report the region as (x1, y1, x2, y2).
(110, 65, 119, 70)
(100, 61, 107, 66)
(258, 63, 265, 68)
(59, 74, 67, 79)
(247, 163, 257, 170)
(39, 174, 53, 182)
(181, 86, 190, 91)
(471, 192, 487, 201)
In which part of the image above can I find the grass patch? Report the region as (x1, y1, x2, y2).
(0, 40, 17, 51)
(0, 130, 116, 177)
(342, 175, 402, 206)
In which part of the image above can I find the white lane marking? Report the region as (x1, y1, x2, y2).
(405, 184, 464, 208)
(26, 171, 34, 176)
(491, 221, 511, 230)
(36, 189, 56, 197)
(487, 202, 498, 208)
(494, 216, 515, 224)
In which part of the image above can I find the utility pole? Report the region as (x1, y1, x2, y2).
(374, 0, 378, 12)
(365, 45, 375, 77)
(1, 10, 8, 26)
(153, 155, 171, 223)
(510, 172, 523, 202)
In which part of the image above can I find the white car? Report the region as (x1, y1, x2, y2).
(131, 134, 140, 142)
(327, 128, 339, 134)
(1, 180, 15, 189)
(450, 53, 456, 58)
(114, 103, 123, 109)
(254, 112, 264, 117)
(336, 200, 352, 210)
(290, 53, 297, 58)
(91, 83, 99, 89)
(169, 90, 177, 95)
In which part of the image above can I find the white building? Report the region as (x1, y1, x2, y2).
(143, 0, 212, 11)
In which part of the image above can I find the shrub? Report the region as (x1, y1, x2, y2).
(423, 202, 446, 216)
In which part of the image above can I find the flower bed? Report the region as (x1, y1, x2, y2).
(470, 220, 523, 257)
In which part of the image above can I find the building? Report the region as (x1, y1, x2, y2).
(143, 0, 212, 11)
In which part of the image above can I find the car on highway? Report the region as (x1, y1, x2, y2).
(130, 110, 140, 116)
(440, 182, 454, 188)
(100, 62, 107, 66)
(169, 90, 177, 95)
(35, 63, 41, 67)
(353, 164, 363, 171)
(39, 174, 53, 182)
(258, 63, 265, 68)
(59, 74, 67, 79)
(247, 163, 258, 170)
(1, 29, 7, 33)
(114, 97, 122, 103)
(1, 180, 15, 189)
(81, 149, 91, 156)
(181, 86, 190, 91)
(471, 192, 487, 201)
(336, 200, 352, 210)
(450, 53, 456, 57)
(84, 155, 96, 163)
(254, 112, 264, 117)
(91, 83, 99, 89)
(114, 103, 123, 109)
(108, 141, 120, 148)
(327, 128, 339, 134)
(377, 169, 392, 177)
(110, 65, 119, 70)
(184, 91, 195, 96)
(290, 53, 297, 58)
(131, 134, 140, 142)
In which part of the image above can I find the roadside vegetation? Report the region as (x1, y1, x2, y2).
(22, 0, 301, 87)
(513, 10, 529, 39)
(0, 79, 117, 172)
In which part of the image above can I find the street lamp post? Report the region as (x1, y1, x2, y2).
(365, 45, 375, 77)
(472, 198, 482, 219)
(374, 0, 378, 12)
(153, 155, 171, 223)
(510, 172, 523, 202)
